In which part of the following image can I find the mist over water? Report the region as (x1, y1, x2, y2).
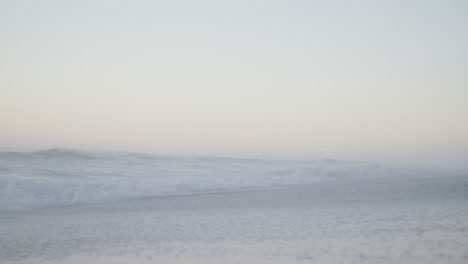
(1, 1, 467, 161)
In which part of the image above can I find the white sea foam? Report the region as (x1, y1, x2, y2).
(0, 148, 459, 211)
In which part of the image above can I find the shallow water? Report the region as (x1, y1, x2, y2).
(2, 175, 467, 264)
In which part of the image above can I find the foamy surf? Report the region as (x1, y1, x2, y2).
(0, 148, 457, 211)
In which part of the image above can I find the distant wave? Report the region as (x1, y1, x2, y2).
(0, 148, 458, 211)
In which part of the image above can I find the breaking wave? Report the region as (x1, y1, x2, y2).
(0, 148, 454, 211)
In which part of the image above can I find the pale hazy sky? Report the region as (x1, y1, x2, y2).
(1, 0, 467, 160)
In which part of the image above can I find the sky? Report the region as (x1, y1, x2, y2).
(1, 0, 467, 161)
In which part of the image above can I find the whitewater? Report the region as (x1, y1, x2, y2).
(0, 148, 451, 211)
(2, 148, 468, 264)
